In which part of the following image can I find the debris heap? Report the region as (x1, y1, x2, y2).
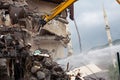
(0, 34, 69, 80)
(25, 49, 69, 80)
(0, 0, 70, 80)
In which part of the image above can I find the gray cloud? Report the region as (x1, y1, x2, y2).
(69, 0, 120, 53)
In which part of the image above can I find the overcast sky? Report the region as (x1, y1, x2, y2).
(68, 0, 120, 53)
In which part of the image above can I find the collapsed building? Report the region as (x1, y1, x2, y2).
(0, 0, 74, 80)
(0, 0, 74, 59)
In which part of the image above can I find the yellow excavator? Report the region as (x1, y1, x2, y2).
(39, 0, 77, 26)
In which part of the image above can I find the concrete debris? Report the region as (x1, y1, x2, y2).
(31, 66, 41, 73)
(0, 0, 106, 80)
(43, 20, 68, 37)
(37, 71, 46, 80)
(0, 28, 69, 80)
(24, 50, 70, 80)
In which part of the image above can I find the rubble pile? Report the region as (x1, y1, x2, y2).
(25, 49, 69, 80)
(0, 34, 70, 80)
(0, 0, 70, 80)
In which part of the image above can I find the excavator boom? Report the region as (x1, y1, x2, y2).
(40, 0, 77, 26)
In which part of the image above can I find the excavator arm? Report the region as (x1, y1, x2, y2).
(40, 0, 77, 26)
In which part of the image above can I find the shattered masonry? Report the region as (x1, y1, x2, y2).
(0, 0, 72, 80)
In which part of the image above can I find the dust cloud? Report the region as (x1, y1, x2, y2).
(57, 45, 120, 70)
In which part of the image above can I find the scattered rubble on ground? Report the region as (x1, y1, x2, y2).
(25, 50, 70, 80)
